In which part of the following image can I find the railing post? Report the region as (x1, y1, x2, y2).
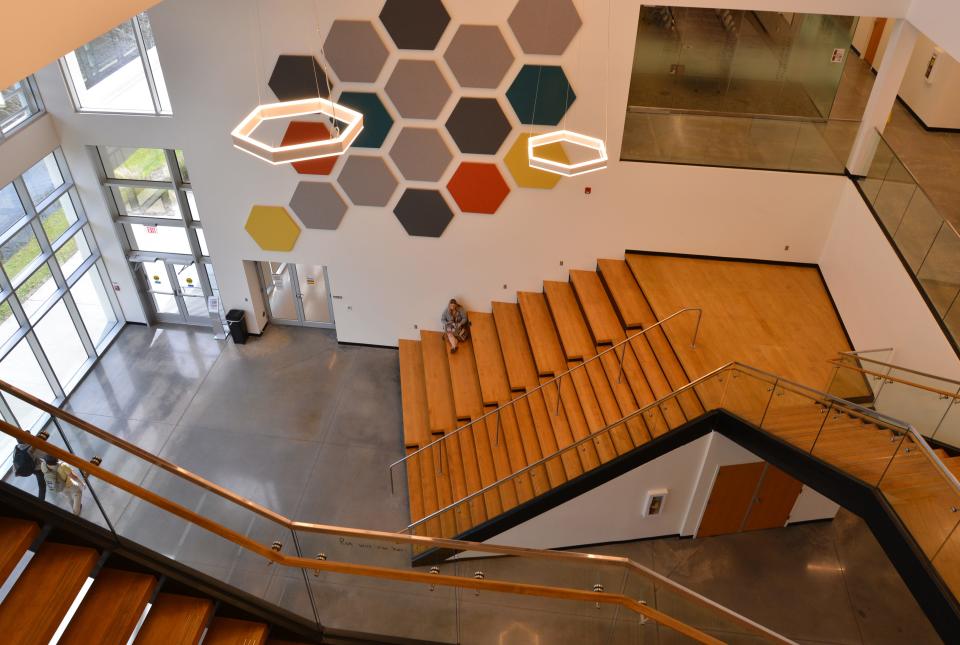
(389, 463, 395, 495)
(494, 410, 502, 447)
(616, 345, 626, 384)
(809, 402, 833, 455)
(876, 430, 908, 489)
(759, 377, 779, 428)
(690, 308, 702, 348)
(555, 375, 563, 416)
(930, 385, 960, 442)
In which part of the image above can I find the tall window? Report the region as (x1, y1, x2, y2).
(0, 77, 43, 139)
(60, 13, 171, 115)
(96, 147, 221, 326)
(0, 149, 123, 442)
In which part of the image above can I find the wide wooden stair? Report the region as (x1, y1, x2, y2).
(399, 256, 705, 537)
(0, 515, 314, 645)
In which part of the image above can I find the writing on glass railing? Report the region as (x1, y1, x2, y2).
(338, 536, 407, 553)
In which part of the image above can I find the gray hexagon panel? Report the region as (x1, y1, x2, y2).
(324, 20, 389, 83)
(444, 25, 514, 89)
(445, 98, 512, 155)
(389, 128, 453, 182)
(384, 60, 452, 119)
(509, 0, 582, 55)
(289, 182, 348, 230)
(393, 189, 454, 237)
(338, 155, 399, 207)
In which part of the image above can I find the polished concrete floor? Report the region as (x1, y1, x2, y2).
(6, 323, 941, 643)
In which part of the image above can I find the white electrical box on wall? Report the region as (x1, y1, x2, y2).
(642, 489, 669, 517)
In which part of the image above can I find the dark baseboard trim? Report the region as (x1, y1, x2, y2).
(846, 174, 960, 360)
(624, 249, 818, 269)
(896, 95, 960, 134)
(617, 156, 845, 177)
(338, 340, 399, 350)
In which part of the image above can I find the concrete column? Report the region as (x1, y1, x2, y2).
(846, 19, 920, 175)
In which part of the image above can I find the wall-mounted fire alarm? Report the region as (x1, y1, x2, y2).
(643, 489, 668, 517)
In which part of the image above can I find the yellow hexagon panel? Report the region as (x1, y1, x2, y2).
(245, 205, 301, 251)
(504, 132, 570, 189)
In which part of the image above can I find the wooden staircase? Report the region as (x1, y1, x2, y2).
(0, 516, 313, 645)
(399, 256, 705, 537)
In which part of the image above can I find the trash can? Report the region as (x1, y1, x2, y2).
(225, 309, 249, 345)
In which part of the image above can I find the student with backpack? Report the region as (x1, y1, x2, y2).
(13, 442, 45, 501)
(40, 454, 83, 515)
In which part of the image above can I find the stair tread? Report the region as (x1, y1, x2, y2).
(134, 593, 214, 645)
(421, 330, 458, 433)
(405, 447, 425, 522)
(447, 338, 485, 420)
(543, 281, 596, 360)
(517, 292, 567, 375)
(0, 542, 98, 644)
(399, 339, 431, 447)
(0, 517, 39, 584)
(61, 568, 157, 645)
(203, 616, 269, 645)
(470, 312, 512, 405)
(597, 259, 650, 329)
(570, 269, 624, 345)
(492, 302, 540, 390)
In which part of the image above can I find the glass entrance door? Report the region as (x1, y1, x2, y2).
(135, 259, 213, 325)
(257, 262, 335, 329)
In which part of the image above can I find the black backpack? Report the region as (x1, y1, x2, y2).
(13, 444, 35, 477)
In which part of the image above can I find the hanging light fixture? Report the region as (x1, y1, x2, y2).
(232, 0, 361, 165)
(231, 98, 363, 165)
(527, 0, 609, 177)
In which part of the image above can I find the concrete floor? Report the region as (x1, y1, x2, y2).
(5, 323, 941, 643)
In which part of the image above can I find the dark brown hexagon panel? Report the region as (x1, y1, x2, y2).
(445, 98, 512, 155)
(268, 55, 331, 101)
(379, 0, 450, 50)
(393, 188, 454, 237)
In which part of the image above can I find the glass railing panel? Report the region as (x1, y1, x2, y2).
(691, 371, 727, 412)
(893, 194, 943, 273)
(759, 383, 827, 452)
(719, 369, 776, 426)
(620, 110, 855, 174)
(878, 434, 960, 566)
(946, 295, 960, 340)
(931, 522, 960, 600)
(916, 222, 960, 316)
(810, 407, 902, 486)
(933, 396, 960, 447)
(870, 152, 917, 235)
(872, 370, 955, 441)
(858, 133, 896, 204)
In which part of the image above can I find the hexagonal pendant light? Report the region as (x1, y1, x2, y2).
(528, 130, 607, 177)
(231, 97, 364, 165)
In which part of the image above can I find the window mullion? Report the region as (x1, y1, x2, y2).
(23, 329, 65, 401)
(131, 16, 163, 115)
(61, 289, 97, 360)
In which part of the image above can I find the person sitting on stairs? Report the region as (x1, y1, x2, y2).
(442, 298, 470, 353)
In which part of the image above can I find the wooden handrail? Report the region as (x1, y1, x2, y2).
(830, 360, 960, 401)
(1, 420, 729, 644)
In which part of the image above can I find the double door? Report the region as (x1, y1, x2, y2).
(135, 258, 217, 325)
(696, 462, 804, 538)
(256, 262, 335, 329)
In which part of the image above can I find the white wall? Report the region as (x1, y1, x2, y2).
(898, 33, 960, 129)
(819, 181, 960, 380)
(481, 432, 836, 551)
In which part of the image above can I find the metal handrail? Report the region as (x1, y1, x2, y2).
(0, 378, 790, 643)
(0, 422, 732, 644)
(408, 361, 923, 531)
(830, 361, 960, 401)
(389, 307, 703, 477)
(836, 351, 960, 389)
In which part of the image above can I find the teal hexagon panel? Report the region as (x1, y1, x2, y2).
(506, 65, 576, 126)
(336, 91, 394, 148)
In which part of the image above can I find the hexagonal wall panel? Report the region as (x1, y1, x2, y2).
(380, 0, 450, 50)
(324, 20, 389, 83)
(447, 163, 510, 214)
(509, 0, 582, 55)
(504, 132, 569, 189)
(337, 155, 398, 207)
(507, 65, 576, 126)
(289, 182, 348, 230)
(281, 121, 337, 175)
(389, 127, 453, 182)
(444, 26, 514, 89)
(269, 55, 330, 101)
(385, 60, 451, 120)
(445, 98, 511, 155)
(336, 92, 394, 148)
(393, 189, 454, 237)
(245, 206, 300, 251)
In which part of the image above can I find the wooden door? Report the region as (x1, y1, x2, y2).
(696, 463, 764, 538)
(743, 465, 804, 531)
(865, 18, 888, 67)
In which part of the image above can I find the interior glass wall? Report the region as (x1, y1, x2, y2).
(628, 8, 856, 118)
(0, 77, 43, 139)
(0, 149, 124, 448)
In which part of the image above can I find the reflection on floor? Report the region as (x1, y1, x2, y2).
(2, 323, 938, 641)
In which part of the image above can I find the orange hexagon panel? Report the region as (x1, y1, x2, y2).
(447, 162, 510, 214)
(281, 121, 338, 175)
(245, 205, 301, 251)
